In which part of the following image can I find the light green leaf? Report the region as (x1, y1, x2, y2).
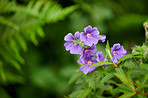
(90, 61, 113, 67)
(100, 73, 114, 83)
(140, 64, 148, 71)
(80, 88, 92, 98)
(119, 92, 136, 98)
(105, 40, 113, 60)
(117, 54, 143, 64)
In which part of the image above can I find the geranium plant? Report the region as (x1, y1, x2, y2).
(64, 22, 148, 98)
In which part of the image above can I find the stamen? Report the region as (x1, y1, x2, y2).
(87, 34, 92, 38)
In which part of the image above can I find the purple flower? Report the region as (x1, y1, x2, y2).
(64, 32, 83, 54)
(111, 43, 127, 63)
(78, 45, 97, 64)
(80, 54, 98, 74)
(80, 26, 100, 46)
(96, 51, 105, 62)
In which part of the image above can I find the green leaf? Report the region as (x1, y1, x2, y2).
(115, 68, 135, 91)
(117, 54, 143, 64)
(140, 64, 148, 71)
(136, 84, 148, 91)
(119, 92, 136, 98)
(100, 73, 114, 83)
(80, 88, 92, 98)
(90, 61, 113, 67)
(105, 40, 113, 60)
(141, 73, 148, 84)
(127, 69, 148, 76)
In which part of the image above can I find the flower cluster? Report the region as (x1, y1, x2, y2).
(64, 25, 126, 74)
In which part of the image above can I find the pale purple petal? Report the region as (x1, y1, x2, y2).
(80, 65, 90, 74)
(70, 44, 83, 54)
(64, 33, 74, 41)
(64, 41, 73, 51)
(91, 27, 100, 35)
(84, 37, 93, 46)
(84, 25, 92, 33)
(89, 66, 97, 73)
(88, 45, 97, 53)
(74, 31, 80, 39)
(96, 51, 105, 62)
(99, 35, 106, 43)
(78, 55, 85, 64)
(91, 36, 99, 44)
(80, 32, 86, 42)
(112, 56, 118, 63)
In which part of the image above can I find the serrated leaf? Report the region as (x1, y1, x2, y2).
(69, 90, 83, 98)
(100, 73, 114, 83)
(141, 73, 148, 84)
(140, 64, 148, 71)
(127, 69, 148, 76)
(136, 84, 148, 91)
(119, 92, 136, 98)
(80, 88, 92, 98)
(117, 54, 143, 64)
(115, 68, 135, 91)
(90, 61, 113, 67)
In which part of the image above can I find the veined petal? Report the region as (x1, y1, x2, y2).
(96, 51, 105, 62)
(91, 27, 99, 35)
(112, 56, 118, 63)
(64, 33, 74, 41)
(88, 45, 97, 53)
(91, 35, 99, 45)
(74, 31, 80, 39)
(80, 32, 86, 42)
(99, 35, 106, 43)
(84, 25, 92, 33)
(89, 66, 97, 73)
(70, 44, 83, 54)
(78, 55, 85, 64)
(80, 65, 90, 74)
(83, 37, 93, 46)
(64, 41, 73, 51)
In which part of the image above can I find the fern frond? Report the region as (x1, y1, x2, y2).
(0, 0, 77, 80)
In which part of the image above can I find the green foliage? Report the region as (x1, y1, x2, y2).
(0, 0, 77, 81)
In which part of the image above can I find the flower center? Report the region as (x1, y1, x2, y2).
(113, 51, 118, 55)
(85, 50, 90, 54)
(87, 61, 92, 66)
(87, 34, 92, 38)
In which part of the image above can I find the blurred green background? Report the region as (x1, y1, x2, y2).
(0, 0, 148, 98)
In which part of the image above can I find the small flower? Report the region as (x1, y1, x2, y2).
(111, 43, 127, 63)
(80, 25, 100, 46)
(78, 45, 97, 64)
(96, 51, 105, 62)
(64, 31, 83, 54)
(80, 54, 98, 74)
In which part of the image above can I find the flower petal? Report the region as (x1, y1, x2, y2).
(99, 35, 106, 43)
(80, 65, 90, 74)
(91, 27, 100, 35)
(96, 51, 105, 62)
(64, 33, 74, 41)
(64, 41, 73, 51)
(112, 56, 118, 63)
(88, 45, 97, 53)
(70, 44, 83, 54)
(74, 31, 80, 39)
(89, 66, 97, 73)
(84, 25, 92, 33)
